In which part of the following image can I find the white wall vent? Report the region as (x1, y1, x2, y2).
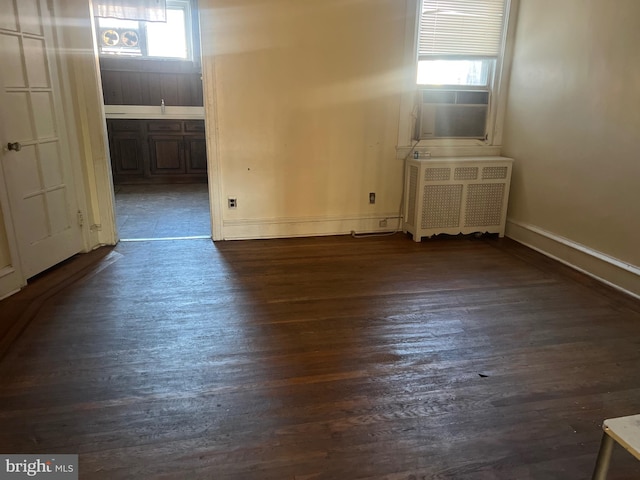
(403, 156, 513, 241)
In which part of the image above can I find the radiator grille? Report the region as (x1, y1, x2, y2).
(422, 184, 463, 228)
(404, 157, 512, 241)
(464, 183, 505, 226)
(425, 168, 450, 181)
(454, 167, 478, 180)
(482, 166, 508, 179)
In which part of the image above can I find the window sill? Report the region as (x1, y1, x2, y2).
(395, 140, 501, 160)
(104, 105, 204, 120)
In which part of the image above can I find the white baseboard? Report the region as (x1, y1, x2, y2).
(506, 219, 640, 300)
(0, 266, 23, 300)
(222, 213, 403, 240)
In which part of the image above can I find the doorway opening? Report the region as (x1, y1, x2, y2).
(114, 184, 210, 241)
(93, 0, 211, 241)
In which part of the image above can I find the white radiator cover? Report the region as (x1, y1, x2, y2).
(403, 156, 513, 241)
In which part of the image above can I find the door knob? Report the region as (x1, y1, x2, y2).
(7, 142, 21, 152)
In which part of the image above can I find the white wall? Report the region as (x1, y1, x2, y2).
(200, 0, 410, 238)
(502, 0, 640, 297)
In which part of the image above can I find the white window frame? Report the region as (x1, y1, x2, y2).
(396, 0, 519, 158)
(95, 0, 194, 61)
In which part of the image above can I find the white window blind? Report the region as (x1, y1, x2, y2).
(93, 0, 167, 22)
(419, 0, 506, 58)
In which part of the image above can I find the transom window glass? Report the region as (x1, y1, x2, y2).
(96, 0, 191, 60)
(146, 8, 188, 58)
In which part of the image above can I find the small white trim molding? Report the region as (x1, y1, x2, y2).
(0, 266, 22, 301)
(506, 219, 640, 300)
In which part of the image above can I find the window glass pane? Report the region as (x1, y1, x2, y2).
(146, 8, 188, 59)
(417, 59, 492, 86)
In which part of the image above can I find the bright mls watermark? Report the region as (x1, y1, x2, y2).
(0, 455, 77, 479)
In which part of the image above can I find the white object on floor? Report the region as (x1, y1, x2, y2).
(592, 414, 640, 480)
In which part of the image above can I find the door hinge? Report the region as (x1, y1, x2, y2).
(77, 210, 84, 227)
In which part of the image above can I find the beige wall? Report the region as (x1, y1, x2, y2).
(200, 0, 409, 238)
(502, 0, 640, 291)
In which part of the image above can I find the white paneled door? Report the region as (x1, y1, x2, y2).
(0, 0, 83, 279)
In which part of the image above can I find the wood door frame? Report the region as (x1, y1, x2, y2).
(201, 41, 224, 241)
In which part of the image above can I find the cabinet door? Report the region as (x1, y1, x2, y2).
(107, 120, 145, 181)
(109, 132, 145, 177)
(185, 136, 207, 173)
(149, 135, 185, 175)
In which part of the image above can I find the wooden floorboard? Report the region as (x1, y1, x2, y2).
(0, 234, 639, 479)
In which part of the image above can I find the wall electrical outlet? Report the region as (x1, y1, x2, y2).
(369, 192, 376, 204)
(228, 197, 237, 209)
(379, 219, 387, 228)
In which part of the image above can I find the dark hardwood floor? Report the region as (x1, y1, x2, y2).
(0, 234, 639, 479)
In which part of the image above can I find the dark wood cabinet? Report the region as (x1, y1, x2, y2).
(107, 119, 207, 184)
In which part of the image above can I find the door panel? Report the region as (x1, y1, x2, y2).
(4, 93, 33, 139)
(0, 0, 83, 279)
(40, 141, 64, 186)
(0, 34, 24, 86)
(16, 0, 44, 36)
(31, 92, 56, 137)
(23, 37, 50, 87)
(0, 1, 17, 31)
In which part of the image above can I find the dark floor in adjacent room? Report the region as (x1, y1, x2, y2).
(114, 183, 210, 239)
(0, 234, 639, 479)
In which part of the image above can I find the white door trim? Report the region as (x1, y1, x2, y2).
(202, 56, 223, 241)
(0, 141, 25, 296)
(53, 0, 118, 248)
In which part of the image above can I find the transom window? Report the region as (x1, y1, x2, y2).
(95, 0, 192, 60)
